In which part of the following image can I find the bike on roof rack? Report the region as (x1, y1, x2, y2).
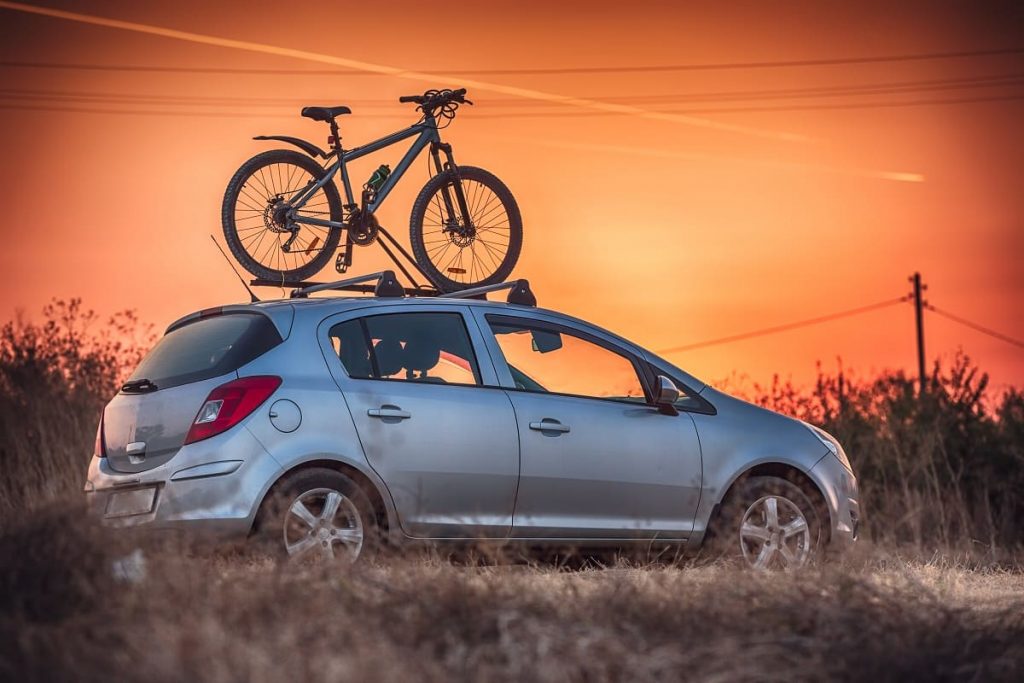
(221, 87, 523, 293)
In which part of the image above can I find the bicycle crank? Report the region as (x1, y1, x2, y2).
(346, 209, 380, 246)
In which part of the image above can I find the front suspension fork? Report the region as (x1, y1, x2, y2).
(431, 142, 474, 235)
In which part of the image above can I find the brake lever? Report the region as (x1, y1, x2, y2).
(463, 98, 474, 105)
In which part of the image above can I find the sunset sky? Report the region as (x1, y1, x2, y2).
(1, 0, 1021, 391)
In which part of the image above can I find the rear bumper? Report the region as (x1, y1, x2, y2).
(809, 452, 861, 550)
(83, 426, 280, 540)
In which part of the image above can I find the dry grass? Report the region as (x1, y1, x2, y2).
(1, 506, 1023, 682)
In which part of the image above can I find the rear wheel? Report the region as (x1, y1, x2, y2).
(704, 476, 822, 570)
(222, 149, 343, 282)
(254, 468, 379, 564)
(409, 166, 522, 292)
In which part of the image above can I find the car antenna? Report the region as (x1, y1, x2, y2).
(209, 234, 260, 303)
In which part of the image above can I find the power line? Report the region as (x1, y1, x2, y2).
(468, 93, 1024, 118)
(657, 297, 910, 355)
(2, 73, 1022, 108)
(926, 305, 1024, 349)
(448, 48, 1024, 75)
(0, 103, 295, 118)
(2, 47, 1023, 76)
(3, 92, 1022, 121)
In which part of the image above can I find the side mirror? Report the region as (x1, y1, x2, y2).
(654, 375, 680, 415)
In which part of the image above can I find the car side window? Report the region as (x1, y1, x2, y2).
(486, 316, 647, 403)
(329, 312, 481, 386)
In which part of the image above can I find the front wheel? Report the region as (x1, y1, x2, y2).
(409, 166, 523, 292)
(704, 476, 823, 570)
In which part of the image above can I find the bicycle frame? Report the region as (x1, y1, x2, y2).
(286, 112, 456, 230)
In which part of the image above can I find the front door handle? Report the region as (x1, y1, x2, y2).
(367, 405, 411, 420)
(529, 418, 570, 434)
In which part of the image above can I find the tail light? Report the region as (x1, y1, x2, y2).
(94, 415, 107, 458)
(185, 376, 282, 445)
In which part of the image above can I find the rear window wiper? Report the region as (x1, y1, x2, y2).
(121, 378, 159, 393)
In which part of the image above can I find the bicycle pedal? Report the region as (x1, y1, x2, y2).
(335, 252, 349, 273)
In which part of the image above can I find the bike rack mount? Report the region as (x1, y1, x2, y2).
(249, 225, 442, 297)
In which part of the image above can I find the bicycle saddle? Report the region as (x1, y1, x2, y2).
(300, 106, 352, 122)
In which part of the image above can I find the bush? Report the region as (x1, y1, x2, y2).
(730, 354, 1024, 551)
(0, 299, 153, 515)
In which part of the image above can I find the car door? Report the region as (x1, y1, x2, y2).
(472, 310, 703, 540)
(319, 306, 519, 539)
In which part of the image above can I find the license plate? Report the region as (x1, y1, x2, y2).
(105, 487, 157, 518)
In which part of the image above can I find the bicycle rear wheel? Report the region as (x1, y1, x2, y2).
(222, 149, 342, 282)
(409, 166, 522, 292)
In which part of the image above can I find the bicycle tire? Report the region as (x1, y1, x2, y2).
(222, 149, 343, 282)
(409, 166, 522, 292)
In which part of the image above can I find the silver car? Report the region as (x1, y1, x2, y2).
(84, 276, 860, 570)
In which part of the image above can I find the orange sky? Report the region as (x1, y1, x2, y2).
(1, 0, 1021, 390)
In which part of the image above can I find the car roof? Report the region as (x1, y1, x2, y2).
(167, 293, 707, 392)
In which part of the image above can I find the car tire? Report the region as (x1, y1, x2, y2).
(253, 468, 380, 564)
(703, 475, 823, 570)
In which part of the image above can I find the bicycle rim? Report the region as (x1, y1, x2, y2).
(232, 160, 335, 276)
(420, 178, 514, 287)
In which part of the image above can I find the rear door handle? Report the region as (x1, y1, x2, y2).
(367, 405, 411, 420)
(529, 419, 570, 434)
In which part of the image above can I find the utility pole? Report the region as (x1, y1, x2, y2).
(909, 272, 927, 394)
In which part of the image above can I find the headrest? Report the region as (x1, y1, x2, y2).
(372, 338, 405, 377)
(340, 341, 372, 378)
(403, 335, 441, 373)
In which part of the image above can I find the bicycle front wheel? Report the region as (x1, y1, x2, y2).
(222, 149, 343, 282)
(409, 166, 522, 292)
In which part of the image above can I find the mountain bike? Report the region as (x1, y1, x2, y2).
(221, 88, 522, 292)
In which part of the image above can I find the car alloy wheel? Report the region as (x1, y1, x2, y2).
(739, 494, 811, 570)
(283, 487, 364, 562)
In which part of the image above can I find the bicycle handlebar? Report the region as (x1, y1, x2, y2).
(399, 88, 471, 109)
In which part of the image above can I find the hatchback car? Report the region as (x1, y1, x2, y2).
(84, 275, 860, 569)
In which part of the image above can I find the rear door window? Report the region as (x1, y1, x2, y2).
(127, 313, 282, 390)
(329, 312, 480, 386)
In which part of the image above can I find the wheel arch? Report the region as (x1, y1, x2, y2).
(250, 457, 397, 544)
(713, 461, 832, 544)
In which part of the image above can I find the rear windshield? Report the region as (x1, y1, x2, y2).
(127, 313, 282, 390)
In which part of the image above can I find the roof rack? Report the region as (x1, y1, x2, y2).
(255, 269, 536, 306)
(288, 270, 413, 299)
(439, 279, 537, 307)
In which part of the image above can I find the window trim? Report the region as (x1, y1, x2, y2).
(484, 314, 655, 406)
(328, 310, 484, 388)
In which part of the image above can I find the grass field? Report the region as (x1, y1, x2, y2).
(2, 505, 1023, 682)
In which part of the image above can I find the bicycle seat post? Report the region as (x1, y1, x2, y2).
(328, 118, 342, 152)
